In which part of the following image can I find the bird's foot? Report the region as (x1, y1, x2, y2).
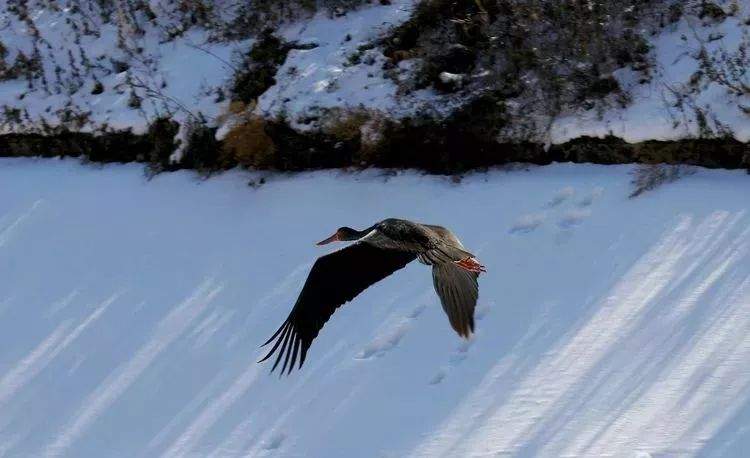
(454, 257, 486, 274)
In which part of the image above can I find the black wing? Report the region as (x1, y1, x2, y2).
(259, 242, 417, 374)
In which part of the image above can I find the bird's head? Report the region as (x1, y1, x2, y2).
(317, 227, 362, 245)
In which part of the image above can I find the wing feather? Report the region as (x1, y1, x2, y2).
(259, 242, 416, 373)
(432, 262, 479, 337)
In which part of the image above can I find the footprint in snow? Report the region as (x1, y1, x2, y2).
(509, 212, 546, 234)
(356, 304, 425, 360)
(356, 322, 410, 359)
(558, 208, 592, 229)
(430, 335, 477, 385)
(545, 186, 575, 208)
(407, 304, 427, 319)
(449, 339, 473, 364)
(263, 432, 286, 451)
(429, 369, 447, 385)
(578, 186, 604, 207)
(474, 302, 491, 322)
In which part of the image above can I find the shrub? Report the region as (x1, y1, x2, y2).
(176, 121, 221, 172)
(698, 1, 727, 21)
(145, 118, 179, 171)
(0, 41, 7, 76)
(223, 0, 370, 38)
(629, 164, 695, 198)
(322, 108, 371, 142)
(695, 37, 750, 99)
(381, 0, 662, 123)
(222, 116, 276, 168)
(231, 31, 290, 104)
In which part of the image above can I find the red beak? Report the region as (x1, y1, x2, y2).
(317, 233, 339, 245)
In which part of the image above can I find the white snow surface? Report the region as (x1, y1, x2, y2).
(2, 159, 750, 456)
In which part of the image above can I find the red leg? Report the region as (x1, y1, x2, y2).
(454, 257, 486, 274)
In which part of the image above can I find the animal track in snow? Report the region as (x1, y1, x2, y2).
(558, 208, 592, 229)
(474, 303, 491, 322)
(356, 304, 426, 360)
(429, 303, 493, 385)
(513, 186, 599, 237)
(578, 187, 604, 207)
(449, 340, 473, 364)
(429, 369, 447, 385)
(263, 432, 286, 451)
(509, 212, 546, 234)
(546, 187, 575, 208)
(430, 338, 476, 385)
(407, 304, 427, 319)
(430, 302, 490, 384)
(356, 322, 410, 359)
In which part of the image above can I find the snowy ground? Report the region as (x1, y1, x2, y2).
(2, 159, 750, 457)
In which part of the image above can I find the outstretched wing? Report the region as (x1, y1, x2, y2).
(432, 262, 479, 338)
(259, 242, 417, 374)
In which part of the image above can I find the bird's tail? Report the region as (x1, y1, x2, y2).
(432, 262, 478, 338)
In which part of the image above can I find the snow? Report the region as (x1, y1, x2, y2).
(0, 1, 245, 134)
(0, 0, 429, 136)
(256, 1, 750, 141)
(550, 12, 750, 144)
(255, 0, 422, 129)
(2, 1, 748, 146)
(2, 158, 750, 456)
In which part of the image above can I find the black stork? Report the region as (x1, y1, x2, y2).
(259, 218, 486, 374)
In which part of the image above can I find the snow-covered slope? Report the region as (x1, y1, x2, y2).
(0, 0, 247, 134)
(0, 0, 418, 134)
(3, 0, 748, 149)
(254, 0, 421, 126)
(550, 11, 750, 144)
(2, 159, 750, 456)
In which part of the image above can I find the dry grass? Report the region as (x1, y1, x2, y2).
(629, 164, 695, 198)
(222, 116, 276, 168)
(322, 108, 371, 141)
(320, 108, 392, 165)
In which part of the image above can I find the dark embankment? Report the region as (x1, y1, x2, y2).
(2, 122, 748, 175)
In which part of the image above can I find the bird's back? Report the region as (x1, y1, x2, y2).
(422, 224, 466, 249)
(365, 219, 474, 265)
(365, 218, 434, 252)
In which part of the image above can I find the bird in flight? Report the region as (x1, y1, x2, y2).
(259, 218, 485, 374)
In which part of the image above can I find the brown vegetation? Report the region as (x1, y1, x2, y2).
(1, 119, 748, 175)
(222, 117, 276, 168)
